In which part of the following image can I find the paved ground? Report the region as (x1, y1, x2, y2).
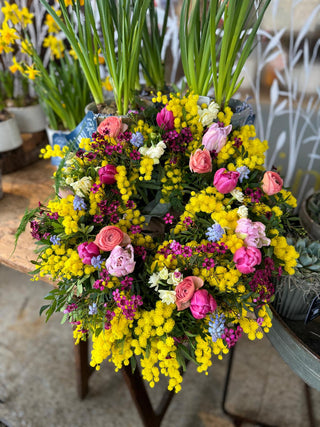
(1, 264, 320, 427)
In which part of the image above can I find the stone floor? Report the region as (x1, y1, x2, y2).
(0, 264, 319, 427)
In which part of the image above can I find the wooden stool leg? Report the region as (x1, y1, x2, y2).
(74, 338, 94, 399)
(122, 361, 176, 427)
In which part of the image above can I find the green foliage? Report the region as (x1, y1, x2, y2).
(307, 192, 320, 224)
(90, 0, 150, 115)
(180, 0, 271, 106)
(40, 0, 104, 105)
(140, 0, 170, 91)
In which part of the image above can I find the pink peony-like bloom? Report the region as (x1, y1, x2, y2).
(202, 122, 232, 153)
(77, 241, 100, 265)
(236, 218, 271, 248)
(233, 246, 262, 274)
(213, 168, 240, 194)
(156, 107, 175, 130)
(261, 171, 283, 195)
(94, 226, 131, 252)
(189, 149, 212, 174)
(97, 116, 128, 138)
(175, 276, 204, 311)
(98, 164, 117, 185)
(105, 244, 135, 277)
(189, 289, 217, 319)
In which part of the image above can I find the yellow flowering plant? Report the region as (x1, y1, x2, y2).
(1, 1, 91, 130)
(0, 2, 35, 107)
(17, 90, 300, 393)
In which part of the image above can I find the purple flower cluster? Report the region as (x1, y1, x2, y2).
(221, 325, 243, 348)
(134, 245, 147, 261)
(245, 187, 263, 203)
(104, 310, 115, 330)
(195, 242, 228, 255)
(120, 276, 133, 290)
(202, 258, 215, 270)
(249, 257, 276, 303)
(130, 225, 142, 234)
(112, 289, 143, 320)
(63, 303, 78, 314)
(93, 269, 111, 290)
(30, 220, 41, 240)
(163, 127, 193, 153)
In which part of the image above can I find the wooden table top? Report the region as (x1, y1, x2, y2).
(0, 159, 56, 279)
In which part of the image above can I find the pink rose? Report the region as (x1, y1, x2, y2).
(105, 244, 135, 277)
(189, 289, 217, 319)
(233, 246, 262, 274)
(189, 149, 212, 174)
(94, 226, 131, 252)
(261, 171, 283, 195)
(156, 107, 175, 130)
(98, 164, 117, 185)
(77, 241, 100, 265)
(213, 168, 240, 194)
(236, 218, 271, 248)
(175, 276, 204, 311)
(97, 116, 128, 138)
(202, 122, 232, 153)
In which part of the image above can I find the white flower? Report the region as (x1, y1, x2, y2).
(148, 272, 160, 291)
(158, 290, 176, 305)
(237, 205, 248, 218)
(198, 101, 220, 127)
(231, 189, 244, 203)
(167, 270, 183, 286)
(70, 176, 93, 196)
(159, 266, 169, 280)
(139, 141, 166, 164)
(66, 177, 75, 186)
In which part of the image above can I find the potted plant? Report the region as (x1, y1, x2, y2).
(179, 0, 270, 124)
(0, 102, 22, 153)
(273, 238, 320, 321)
(40, 0, 151, 116)
(299, 192, 320, 240)
(0, 6, 46, 133)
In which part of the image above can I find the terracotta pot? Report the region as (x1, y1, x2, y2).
(0, 113, 23, 153)
(299, 193, 320, 240)
(7, 104, 47, 133)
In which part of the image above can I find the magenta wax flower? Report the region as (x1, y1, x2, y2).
(105, 244, 136, 277)
(233, 246, 262, 274)
(189, 289, 217, 319)
(213, 168, 240, 194)
(98, 164, 117, 185)
(77, 241, 100, 265)
(202, 122, 232, 153)
(156, 107, 175, 130)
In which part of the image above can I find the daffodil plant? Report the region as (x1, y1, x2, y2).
(140, 0, 170, 91)
(41, 0, 150, 116)
(39, 0, 104, 106)
(180, 0, 271, 107)
(89, 0, 150, 115)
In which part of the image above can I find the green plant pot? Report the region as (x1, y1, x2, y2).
(273, 276, 320, 321)
(299, 193, 320, 240)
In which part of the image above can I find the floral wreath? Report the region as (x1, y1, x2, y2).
(29, 91, 298, 392)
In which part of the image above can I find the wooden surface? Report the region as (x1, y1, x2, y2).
(0, 159, 55, 277)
